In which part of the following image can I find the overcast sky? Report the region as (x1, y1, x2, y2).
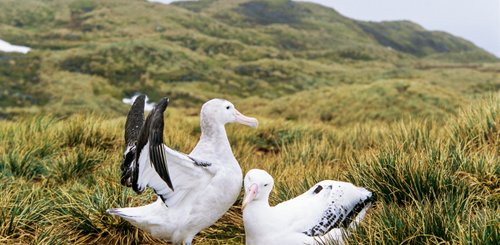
(295, 0, 500, 57)
(150, 0, 500, 57)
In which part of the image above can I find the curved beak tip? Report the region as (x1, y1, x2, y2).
(252, 120, 259, 128)
(247, 119, 259, 128)
(235, 110, 259, 128)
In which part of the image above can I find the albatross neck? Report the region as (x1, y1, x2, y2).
(247, 198, 271, 210)
(243, 199, 273, 236)
(191, 118, 234, 161)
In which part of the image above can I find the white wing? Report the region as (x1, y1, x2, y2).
(134, 144, 216, 207)
(132, 98, 217, 207)
(274, 180, 373, 236)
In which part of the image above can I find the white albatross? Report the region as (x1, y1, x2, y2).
(242, 169, 373, 245)
(107, 96, 258, 245)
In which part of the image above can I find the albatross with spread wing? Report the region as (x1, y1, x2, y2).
(108, 97, 258, 245)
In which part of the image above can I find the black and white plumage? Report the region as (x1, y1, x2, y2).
(242, 169, 373, 245)
(131, 97, 174, 198)
(120, 94, 145, 187)
(108, 97, 258, 245)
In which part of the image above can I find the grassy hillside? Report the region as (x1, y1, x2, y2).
(0, 0, 498, 121)
(358, 20, 497, 61)
(0, 0, 499, 244)
(0, 95, 497, 244)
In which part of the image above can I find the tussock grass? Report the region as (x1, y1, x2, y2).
(344, 95, 499, 244)
(0, 95, 498, 244)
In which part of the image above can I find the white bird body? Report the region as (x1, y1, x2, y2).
(242, 170, 373, 245)
(108, 97, 258, 244)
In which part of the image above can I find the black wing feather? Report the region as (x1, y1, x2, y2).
(124, 95, 145, 145)
(188, 156, 212, 167)
(132, 97, 155, 193)
(339, 197, 373, 228)
(120, 146, 136, 186)
(121, 95, 145, 187)
(148, 98, 174, 191)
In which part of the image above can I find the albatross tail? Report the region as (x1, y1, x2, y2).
(107, 198, 166, 224)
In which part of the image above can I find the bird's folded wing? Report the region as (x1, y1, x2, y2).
(274, 181, 372, 237)
(301, 181, 373, 236)
(273, 183, 332, 233)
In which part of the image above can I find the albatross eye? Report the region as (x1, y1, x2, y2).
(226, 106, 230, 110)
(264, 184, 269, 187)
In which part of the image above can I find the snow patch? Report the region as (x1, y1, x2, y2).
(0, 39, 31, 54)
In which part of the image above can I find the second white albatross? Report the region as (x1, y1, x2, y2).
(107, 97, 258, 245)
(242, 169, 373, 245)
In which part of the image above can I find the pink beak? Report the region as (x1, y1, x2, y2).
(234, 109, 258, 128)
(242, 184, 258, 209)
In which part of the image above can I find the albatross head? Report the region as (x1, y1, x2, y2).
(242, 169, 274, 209)
(201, 99, 258, 128)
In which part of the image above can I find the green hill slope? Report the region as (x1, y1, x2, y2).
(176, 0, 497, 60)
(0, 0, 498, 121)
(358, 20, 497, 61)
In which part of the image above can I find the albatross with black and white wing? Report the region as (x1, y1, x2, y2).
(242, 169, 373, 245)
(108, 97, 258, 245)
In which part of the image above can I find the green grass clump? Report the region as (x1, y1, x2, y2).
(343, 96, 499, 244)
